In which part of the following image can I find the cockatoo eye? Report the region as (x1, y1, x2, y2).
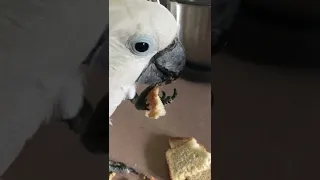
(129, 35, 157, 56)
(135, 42, 149, 52)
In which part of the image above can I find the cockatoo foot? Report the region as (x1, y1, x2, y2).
(130, 84, 178, 110)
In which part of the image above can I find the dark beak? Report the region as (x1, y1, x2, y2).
(136, 37, 186, 85)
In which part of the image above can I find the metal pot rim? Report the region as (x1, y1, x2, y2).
(172, 0, 211, 6)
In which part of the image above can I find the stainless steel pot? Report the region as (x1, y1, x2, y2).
(167, 0, 211, 70)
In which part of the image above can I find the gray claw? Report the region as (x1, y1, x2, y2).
(162, 88, 177, 106)
(160, 91, 166, 99)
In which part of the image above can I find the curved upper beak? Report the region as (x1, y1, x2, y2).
(136, 37, 186, 85)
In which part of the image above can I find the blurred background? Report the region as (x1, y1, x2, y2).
(212, 0, 320, 180)
(213, 0, 320, 67)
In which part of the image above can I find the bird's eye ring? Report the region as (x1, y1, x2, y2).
(129, 35, 156, 56)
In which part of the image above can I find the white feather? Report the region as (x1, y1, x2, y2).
(126, 84, 137, 100)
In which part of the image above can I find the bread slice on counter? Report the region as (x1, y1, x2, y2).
(168, 137, 211, 180)
(145, 87, 166, 119)
(166, 137, 211, 180)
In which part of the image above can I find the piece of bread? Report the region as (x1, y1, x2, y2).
(145, 87, 166, 119)
(168, 137, 211, 180)
(109, 172, 116, 180)
(166, 138, 211, 180)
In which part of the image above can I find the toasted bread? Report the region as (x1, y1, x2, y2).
(145, 87, 166, 119)
(166, 138, 211, 180)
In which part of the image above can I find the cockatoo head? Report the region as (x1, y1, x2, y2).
(109, 0, 186, 88)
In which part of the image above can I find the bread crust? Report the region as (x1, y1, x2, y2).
(169, 137, 207, 151)
(165, 150, 175, 180)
